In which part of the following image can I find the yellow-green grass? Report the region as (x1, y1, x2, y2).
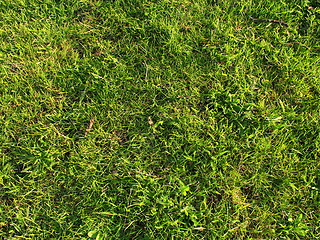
(0, 0, 319, 239)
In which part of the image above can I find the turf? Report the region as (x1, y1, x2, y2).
(0, 0, 319, 239)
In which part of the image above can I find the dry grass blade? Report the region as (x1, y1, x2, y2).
(85, 117, 95, 136)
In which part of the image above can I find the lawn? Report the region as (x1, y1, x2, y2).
(0, 0, 319, 239)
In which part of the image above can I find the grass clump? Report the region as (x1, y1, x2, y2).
(1, 0, 319, 239)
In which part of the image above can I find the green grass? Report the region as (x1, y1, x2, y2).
(1, 0, 319, 239)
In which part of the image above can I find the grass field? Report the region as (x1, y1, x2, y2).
(1, 0, 319, 239)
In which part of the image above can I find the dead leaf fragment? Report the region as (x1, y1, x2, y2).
(148, 116, 154, 126)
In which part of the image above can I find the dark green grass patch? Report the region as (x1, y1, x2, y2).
(1, 0, 319, 239)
